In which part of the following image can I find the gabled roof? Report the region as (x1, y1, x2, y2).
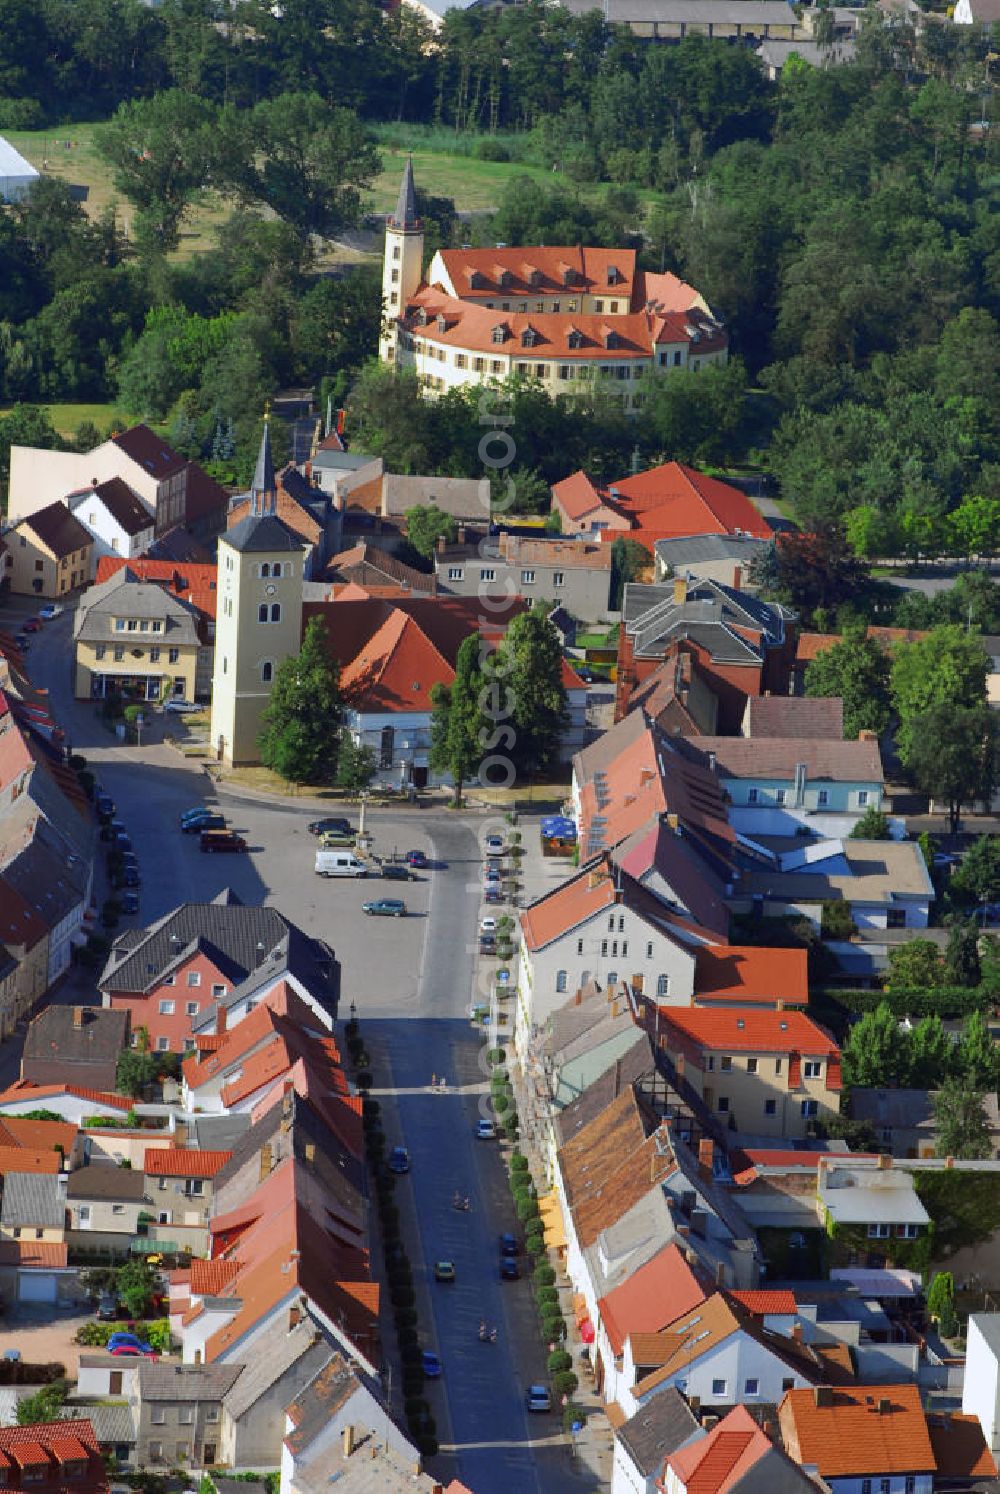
(743, 695, 844, 740)
(0, 873, 49, 952)
(327, 542, 434, 593)
(729, 1289, 797, 1316)
(0, 1169, 65, 1227)
(551, 470, 608, 521)
(926, 1412, 996, 1481)
(0, 1239, 69, 1267)
(599, 1242, 706, 1357)
(779, 1384, 936, 1477)
(112, 424, 186, 479)
(94, 556, 218, 621)
(520, 855, 696, 955)
(338, 607, 453, 713)
(0, 1080, 131, 1112)
(666, 1405, 772, 1494)
(616, 1386, 703, 1478)
(23, 1006, 128, 1066)
(137, 1360, 243, 1401)
(0, 1147, 61, 1176)
(70, 478, 153, 537)
(659, 1007, 840, 1067)
(688, 735, 883, 785)
(0, 1116, 77, 1154)
(558, 1089, 675, 1249)
(693, 945, 808, 1007)
(144, 1147, 232, 1178)
(66, 1165, 147, 1202)
(606, 462, 771, 541)
(0, 1419, 105, 1491)
(17, 501, 92, 558)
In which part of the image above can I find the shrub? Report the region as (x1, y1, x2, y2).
(404, 1397, 429, 1418)
(388, 1263, 411, 1287)
(536, 1286, 559, 1309)
(542, 1313, 567, 1343)
(402, 1372, 424, 1397)
(418, 1434, 439, 1457)
(525, 1216, 544, 1237)
(516, 1194, 539, 1222)
(563, 1402, 588, 1433)
(397, 1327, 418, 1350)
(476, 138, 510, 161)
(534, 1262, 556, 1287)
(356, 1069, 373, 1089)
(400, 1343, 423, 1366)
(553, 1369, 579, 1398)
(502, 1112, 519, 1138)
(390, 1286, 415, 1311)
(547, 1349, 573, 1374)
(487, 1047, 506, 1064)
(510, 1153, 529, 1173)
(345, 1019, 360, 1041)
(362, 1097, 380, 1122)
(394, 1307, 418, 1331)
(493, 1094, 509, 1115)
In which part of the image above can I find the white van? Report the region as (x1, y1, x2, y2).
(315, 849, 370, 878)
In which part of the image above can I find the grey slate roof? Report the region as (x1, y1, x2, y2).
(62, 1401, 137, 1445)
(285, 1354, 362, 1456)
(732, 1446, 826, 1494)
(742, 695, 844, 740)
(223, 1319, 329, 1419)
(617, 1386, 702, 1476)
(137, 1361, 244, 1401)
(654, 533, 768, 570)
(223, 512, 305, 555)
(66, 1164, 148, 1202)
(251, 420, 277, 510)
(186, 1113, 252, 1151)
(73, 569, 201, 648)
(0, 1170, 65, 1228)
(69, 478, 153, 538)
(623, 577, 788, 664)
(687, 734, 883, 784)
(23, 1006, 128, 1066)
(391, 155, 418, 230)
(1, 809, 89, 939)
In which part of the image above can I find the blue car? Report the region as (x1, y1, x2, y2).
(106, 1332, 153, 1354)
(421, 1351, 442, 1378)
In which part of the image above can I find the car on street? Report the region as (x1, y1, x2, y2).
(483, 888, 503, 905)
(362, 898, 406, 917)
(14, 634, 29, 652)
(181, 809, 226, 833)
(406, 849, 428, 868)
(21, 618, 42, 633)
(122, 866, 141, 888)
(479, 935, 497, 955)
(380, 863, 412, 881)
(500, 1256, 520, 1281)
(526, 1385, 551, 1412)
(933, 853, 962, 869)
(421, 1351, 443, 1378)
(97, 1294, 120, 1320)
(200, 830, 247, 853)
(319, 830, 357, 848)
(2, 1350, 21, 1363)
(110, 1344, 158, 1358)
(476, 1119, 496, 1140)
(387, 1146, 410, 1174)
(484, 835, 505, 854)
(107, 1333, 153, 1353)
(308, 817, 353, 837)
(95, 794, 115, 819)
(163, 698, 200, 713)
(114, 832, 132, 852)
(433, 1260, 456, 1283)
(38, 604, 63, 620)
(120, 891, 140, 916)
(480, 917, 498, 934)
(499, 1233, 518, 1258)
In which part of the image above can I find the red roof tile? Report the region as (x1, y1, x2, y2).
(667, 1405, 772, 1494)
(94, 555, 218, 621)
(144, 1148, 232, 1178)
(0, 1081, 131, 1111)
(729, 1289, 797, 1316)
(598, 1243, 705, 1356)
(0, 1240, 69, 1267)
(693, 945, 808, 1007)
(0, 1146, 61, 1176)
(659, 1007, 839, 1060)
(338, 608, 454, 713)
(779, 1385, 936, 1477)
(605, 462, 770, 541)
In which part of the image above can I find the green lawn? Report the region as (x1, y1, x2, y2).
(0, 402, 135, 439)
(372, 142, 589, 217)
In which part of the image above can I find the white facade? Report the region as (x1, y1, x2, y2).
(280, 1381, 418, 1494)
(0, 137, 40, 201)
(46, 894, 88, 985)
(8, 439, 167, 523)
(621, 1328, 813, 1418)
(821, 1478, 932, 1494)
(68, 489, 154, 570)
(964, 1314, 1000, 1452)
(343, 707, 436, 790)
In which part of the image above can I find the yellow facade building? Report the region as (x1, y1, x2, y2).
(73, 567, 201, 704)
(4, 501, 93, 600)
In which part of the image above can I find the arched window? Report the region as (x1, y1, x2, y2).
(270, 603, 281, 623)
(260, 562, 270, 578)
(257, 604, 268, 623)
(261, 661, 273, 683)
(272, 562, 283, 578)
(555, 970, 567, 993)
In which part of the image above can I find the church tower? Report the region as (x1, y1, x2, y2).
(379, 156, 424, 365)
(210, 419, 307, 766)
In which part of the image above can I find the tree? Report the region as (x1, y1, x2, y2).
(405, 504, 457, 561)
(926, 1270, 955, 1323)
(944, 922, 981, 987)
(115, 1256, 158, 1318)
(258, 617, 342, 785)
(609, 537, 650, 610)
(886, 940, 946, 992)
(849, 807, 891, 840)
(804, 627, 891, 740)
(17, 1381, 68, 1425)
(429, 633, 486, 807)
(335, 736, 377, 793)
(890, 626, 990, 766)
(957, 1010, 999, 1092)
(906, 1016, 953, 1088)
(904, 702, 998, 833)
(841, 1002, 906, 1089)
(933, 1082, 992, 1160)
(949, 836, 1000, 909)
(116, 1048, 158, 1099)
(489, 607, 568, 777)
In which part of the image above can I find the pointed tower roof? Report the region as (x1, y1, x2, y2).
(390, 155, 420, 232)
(251, 417, 276, 516)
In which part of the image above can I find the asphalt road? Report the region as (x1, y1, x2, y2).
(8, 601, 573, 1492)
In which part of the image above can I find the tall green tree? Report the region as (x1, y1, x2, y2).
(258, 617, 342, 785)
(957, 1010, 999, 1092)
(804, 627, 891, 740)
(944, 922, 981, 987)
(335, 736, 376, 793)
(904, 702, 998, 833)
(405, 504, 457, 561)
(949, 836, 1000, 909)
(886, 940, 946, 993)
(906, 1016, 954, 1088)
(95, 91, 222, 252)
(933, 1081, 992, 1160)
(429, 632, 485, 807)
(16, 1381, 68, 1425)
(489, 606, 568, 778)
(841, 1002, 906, 1089)
(890, 626, 990, 765)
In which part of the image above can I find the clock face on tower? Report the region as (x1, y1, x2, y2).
(265, 584, 276, 596)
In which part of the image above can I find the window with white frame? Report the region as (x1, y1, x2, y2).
(186, 1001, 199, 1017)
(447, 568, 464, 581)
(151, 1408, 166, 1425)
(480, 568, 495, 582)
(553, 572, 564, 587)
(744, 1378, 759, 1396)
(801, 1099, 818, 1117)
(158, 1000, 175, 1016)
(711, 1379, 726, 1397)
(817, 789, 829, 807)
(775, 788, 787, 805)
(521, 570, 535, 584)
(187, 972, 201, 987)
(556, 970, 567, 993)
(656, 975, 669, 997)
(858, 790, 870, 806)
(747, 787, 759, 804)
(803, 1060, 822, 1078)
(867, 1222, 890, 1238)
(747, 1057, 758, 1073)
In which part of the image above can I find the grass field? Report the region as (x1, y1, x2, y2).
(0, 403, 133, 439)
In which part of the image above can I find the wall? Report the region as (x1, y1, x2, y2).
(83, 1130, 173, 1168)
(720, 776, 882, 813)
(625, 1331, 811, 1419)
(107, 949, 236, 1053)
(612, 1436, 656, 1494)
(219, 1335, 331, 1468)
(4, 527, 90, 599)
(137, 1397, 225, 1467)
(963, 1316, 1000, 1450)
(3, 934, 50, 1034)
(436, 556, 613, 623)
(672, 1048, 840, 1139)
(70, 495, 153, 575)
(74, 636, 198, 703)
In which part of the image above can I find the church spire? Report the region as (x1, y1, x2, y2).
(391, 154, 419, 231)
(251, 411, 276, 517)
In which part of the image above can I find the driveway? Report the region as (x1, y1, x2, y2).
(3, 1305, 94, 1377)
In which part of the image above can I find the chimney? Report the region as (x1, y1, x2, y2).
(814, 1386, 833, 1408)
(699, 1137, 715, 1176)
(673, 576, 688, 606)
(877, 1397, 892, 1415)
(436, 534, 448, 554)
(791, 1323, 803, 1343)
(733, 565, 742, 589)
(259, 1142, 273, 1181)
(216, 1006, 227, 1036)
(457, 524, 466, 545)
(715, 1260, 725, 1286)
(858, 729, 877, 742)
(877, 1153, 892, 1170)
(675, 1052, 685, 1078)
(304, 1141, 316, 1167)
(72, 1007, 84, 1030)
(342, 1425, 356, 1459)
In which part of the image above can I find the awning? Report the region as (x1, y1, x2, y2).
(539, 1191, 567, 1251)
(580, 1318, 595, 1344)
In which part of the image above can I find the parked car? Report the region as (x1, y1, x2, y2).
(110, 1345, 158, 1358)
(406, 849, 428, 868)
(21, 617, 41, 633)
(380, 863, 411, 882)
(200, 829, 247, 854)
(479, 935, 497, 955)
(421, 1351, 443, 1378)
(38, 604, 63, 620)
(163, 698, 200, 713)
(387, 1146, 410, 1174)
(483, 888, 503, 905)
(526, 1385, 551, 1412)
(433, 1260, 456, 1283)
(484, 835, 505, 854)
(107, 1333, 153, 1353)
(499, 1233, 519, 1258)
(120, 891, 140, 916)
(97, 1294, 120, 1320)
(13, 633, 29, 652)
(500, 1256, 520, 1281)
(362, 899, 406, 917)
(181, 810, 226, 834)
(95, 794, 115, 819)
(114, 833, 132, 852)
(480, 917, 498, 935)
(122, 866, 141, 888)
(476, 1119, 496, 1140)
(319, 830, 357, 848)
(308, 817, 353, 837)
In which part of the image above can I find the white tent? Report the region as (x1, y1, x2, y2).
(0, 136, 40, 202)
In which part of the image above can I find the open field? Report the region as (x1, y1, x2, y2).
(0, 402, 134, 439)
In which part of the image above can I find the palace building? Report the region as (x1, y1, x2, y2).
(379, 159, 727, 409)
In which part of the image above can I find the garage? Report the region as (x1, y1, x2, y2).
(18, 1271, 57, 1304)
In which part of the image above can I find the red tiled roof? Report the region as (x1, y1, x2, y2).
(693, 945, 809, 1007)
(182, 985, 316, 1090)
(144, 1148, 232, 1178)
(795, 626, 930, 665)
(0, 1080, 131, 1111)
(668, 1406, 772, 1494)
(94, 555, 218, 621)
(188, 1257, 239, 1294)
(598, 1243, 705, 1356)
(729, 1289, 797, 1317)
(0, 874, 49, 952)
(0, 1117, 77, 1155)
(338, 607, 454, 713)
(551, 470, 609, 522)
(0, 1146, 61, 1176)
(927, 1413, 996, 1480)
(520, 861, 618, 952)
(0, 1240, 69, 1267)
(779, 1385, 936, 1477)
(659, 1007, 840, 1064)
(0, 1419, 104, 1491)
(604, 462, 770, 541)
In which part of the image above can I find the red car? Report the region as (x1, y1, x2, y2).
(21, 618, 42, 633)
(110, 1345, 159, 1358)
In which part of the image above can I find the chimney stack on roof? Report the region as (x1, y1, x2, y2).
(733, 565, 742, 589)
(698, 1137, 714, 1177)
(673, 576, 688, 606)
(814, 1386, 833, 1408)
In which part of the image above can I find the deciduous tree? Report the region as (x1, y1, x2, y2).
(904, 702, 998, 833)
(804, 627, 891, 740)
(890, 626, 990, 766)
(429, 633, 485, 807)
(405, 504, 457, 561)
(258, 617, 342, 785)
(489, 607, 568, 777)
(933, 1082, 992, 1160)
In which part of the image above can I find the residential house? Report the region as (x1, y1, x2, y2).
(616, 578, 795, 732)
(964, 1314, 1000, 1455)
(778, 1384, 936, 1494)
(552, 471, 633, 538)
(953, 0, 1000, 23)
(623, 642, 720, 736)
(143, 1148, 232, 1255)
(0, 1170, 66, 1249)
(926, 1410, 997, 1490)
(653, 532, 769, 590)
(0, 1419, 109, 1493)
(619, 1291, 829, 1419)
(735, 839, 933, 933)
(560, 0, 802, 40)
(600, 461, 771, 553)
(280, 1353, 422, 1494)
(756, 36, 857, 79)
(660, 1403, 819, 1494)
(0, 874, 49, 1035)
(0, 1235, 72, 1307)
(516, 856, 703, 1058)
(655, 1007, 842, 1139)
(612, 1385, 704, 1494)
(690, 735, 884, 826)
(2, 502, 93, 599)
(380, 470, 488, 526)
(434, 531, 615, 623)
(67, 478, 155, 572)
(57, 1403, 137, 1472)
(791, 626, 931, 697)
(538, 978, 649, 1115)
(0, 1081, 131, 1126)
(218, 1316, 333, 1469)
(741, 694, 845, 740)
(1, 805, 92, 987)
(94, 555, 218, 698)
(21, 1006, 129, 1092)
(850, 1089, 1000, 1160)
(65, 1165, 149, 1257)
(8, 423, 228, 545)
(598, 1244, 707, 1415)
(98, 889, 340, 1053)
(133, 1360, 243, 1469)
(818, 1156, 931, 1255)
(326, 541, 434, 594)
(73, 567, 204, 704)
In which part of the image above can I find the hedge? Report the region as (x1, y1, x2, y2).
(534, 1263, 556, 1287)
(0, 1361, 65, 1385)
(816, 985, 995, 1020)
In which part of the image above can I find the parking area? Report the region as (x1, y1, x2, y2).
(1, 1306, 94, 1377)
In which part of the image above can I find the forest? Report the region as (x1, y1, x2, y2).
(0, 0, 998, 552)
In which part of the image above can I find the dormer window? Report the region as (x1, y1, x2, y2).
(498, 269, 512, 288)
(606, 265, 620, 286)
(491, 324, 507, 346)
(416, 307, 428, 327)
(528, 268, 542, 288)
(521, 326, 539, 349)
(468, 270, 485, 290)
(436, 313, 447, 333)
(567, 327, 584, 350)
(560, 265, 575, 288)
(603, 327, 619, 350)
